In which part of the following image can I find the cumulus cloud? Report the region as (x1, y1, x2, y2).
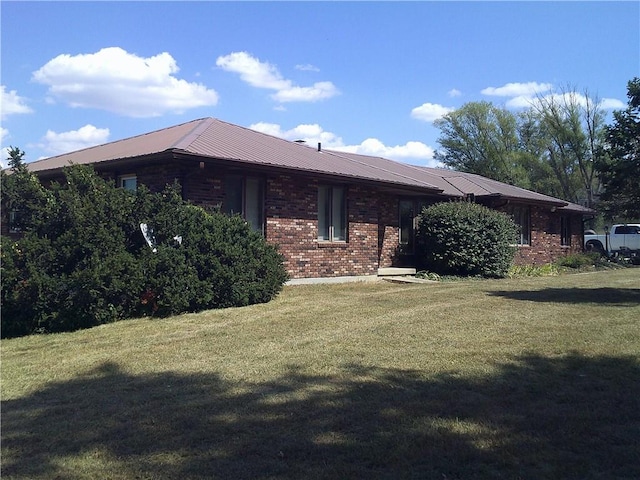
(1, 86, 33, 119)
(525, 91, 626, 112)
(480, 82, 623, 111)
(599, 97, 626, 110)
(334, 139, 436, 164)
(448, 88, 462, 98)
(249, 122, 437, 166)
(217, 51, 339, 103)
(410, 102, 454, 123)
(38, 124, 110, 156)
(32, 47, 219, 117)
(481, 82, 553, 97)
(0, 127, 9, 168)
(250, 122, 345, 147)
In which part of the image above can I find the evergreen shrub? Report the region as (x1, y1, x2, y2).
(1, 163, 288, 338)
(415, 201, 518, 278)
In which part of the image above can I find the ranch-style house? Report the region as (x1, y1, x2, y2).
(3, 117, 593, 280)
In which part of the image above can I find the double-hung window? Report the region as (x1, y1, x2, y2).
(560, 216, 571, 246)
(223, 175, 264, 234)
(508, 205, 531, 245)
(318, 185, 346, 242)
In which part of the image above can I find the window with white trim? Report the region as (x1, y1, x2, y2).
(318, 185, 346, 242)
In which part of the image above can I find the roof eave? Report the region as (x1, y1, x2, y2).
(172, 151, 445, 195)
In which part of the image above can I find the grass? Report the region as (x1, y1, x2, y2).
(2, 269, 639, 479)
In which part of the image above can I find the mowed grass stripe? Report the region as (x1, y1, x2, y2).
(2, 269, 639, 479)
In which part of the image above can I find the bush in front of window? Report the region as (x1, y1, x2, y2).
(135, 187, 289, 317)
(415, 202, 518, 278)
(1, 162, 288, 338)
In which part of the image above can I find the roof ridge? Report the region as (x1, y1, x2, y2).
(172, 117, 217, 150)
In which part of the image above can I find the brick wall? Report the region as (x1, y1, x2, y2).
(265, 175, 383, 278)
(510, 205, 584, 265)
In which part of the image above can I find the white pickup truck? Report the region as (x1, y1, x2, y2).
(584, 224, 640, 256)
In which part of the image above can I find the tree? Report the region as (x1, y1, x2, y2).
(596, 77, 640, 219)
(1, 147, 52, 233)
(434, 102, 531, 187)
(530, 87, 606, 208)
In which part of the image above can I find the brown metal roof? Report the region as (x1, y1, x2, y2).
(26, 118, 442, 192)
(26, 119, 205, 171)
(20, 116, 593, 212)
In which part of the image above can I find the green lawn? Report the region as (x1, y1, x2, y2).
(2, 269, 639, 479)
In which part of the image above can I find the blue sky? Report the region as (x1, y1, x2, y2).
(1, 1, 638, 167)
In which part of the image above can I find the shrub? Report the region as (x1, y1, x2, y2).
(135, 192, 288, 317)
(555, 252, 602, 269)
(508, 263, 560, 278)
(415, 202, 518, 278)
(1, 163, 288, 338)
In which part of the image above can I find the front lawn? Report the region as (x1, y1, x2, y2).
(2, 269, 639, 479)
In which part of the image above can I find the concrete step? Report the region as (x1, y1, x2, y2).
(377, 267, 417, 276)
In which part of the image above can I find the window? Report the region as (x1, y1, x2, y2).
(223, 175, 264, 234)
(399, 200, 415, 252)
(119, 175, 137, 192)
(560, 216, 571, 246)
(318, 185, 346, 241)
(8, 210, 21, 233)
(508, 205, 530, 245)
(614, 225, 640, 235)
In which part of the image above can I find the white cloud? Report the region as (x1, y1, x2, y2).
(0, 127, 9, 168)
(250, 122, 345, 147)
(32, 47, 219, 117)
(410, 102, 454, 123)
(1, 86, 33, 119)
(38, 124, 110, 156)
(448, 88, 462, 98)
(333, 139, 437, 165)
(217, 51, 339, 103)
(295, 64, 320, 72)
(249, 122, 437, 166)
(524, 91, 626, 112)
(481, 82, 553, 97)
(599, 97, 626, 110)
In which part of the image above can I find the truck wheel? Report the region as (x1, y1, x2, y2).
(586, 240, 605, 254)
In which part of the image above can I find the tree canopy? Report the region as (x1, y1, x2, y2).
(595, 77, 640, 219)
(434, 87, 607, 209)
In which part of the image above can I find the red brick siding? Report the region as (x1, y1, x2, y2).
(378, 194, 401, 268)
(265, 175, 382, 279)
(504, 205, 584, 265)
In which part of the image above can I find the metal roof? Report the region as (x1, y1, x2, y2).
(26, 118, 442, 192)
(20, 117, 593, 212)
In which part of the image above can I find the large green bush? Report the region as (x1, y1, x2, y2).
(415, 201, 518, 277)
(1, 162, 288, 338)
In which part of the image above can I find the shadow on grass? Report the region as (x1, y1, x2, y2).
(488, 287, 640, 305)
(2, 354, 639, 479)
